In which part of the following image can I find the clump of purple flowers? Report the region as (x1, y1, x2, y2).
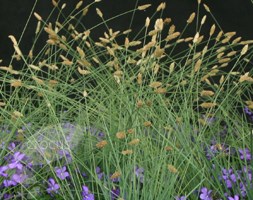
(243, 107, 253, 121)
(135, 166, 144, 183)
(238, 148, 251, 162)
(214, 153, 252, 198)
(239, 166, 252, 184)
(0, 151, 31, 188)
(81, 185, 94, 200)
(205, 143, 226, 160)
(220, 168, 238, 189)
(111, 187, 120, 200)
(96, 166, 104, 180)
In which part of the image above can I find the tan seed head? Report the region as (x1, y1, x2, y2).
(143, 121, 152, 127)
(52, 0, 58, 7)
(11, 79, 22, 87)
(13, 111, 23, 118)
(155, 87, 166, 94)
(167, 164, 178, 173)
(96, 8, 103, 18)
(96, 140, 108, 148)
(219, 75, 225, 84)
(138, 4, 151, 10)
(116, 131, 126, 139)
(149, 81, 162, 88)
(200, 102, 217, 108)
(157, 2, 166, 11)
(145, 17, 150, 28)
(127, 129, 135, 134)
(193, 32, 200, 43)
(200, 90, 214, 97)
(34, 12, 42, 21)
(121, 149, 133, 155)
(128, 139, 140, 145)
(203, 4, 210, 12)
(241, 44, 249, 56)
(165, 146, 173, 151)
(154, 18, 164, 31)
(169, 62, 175, 74)
(110, 171, 121, 180)
(201, 15, 207, 25)
(76, 1, 83, 9)
(136, 100, 144, 108)
(239, 72, 253, 83)
(194, 59, 202, 72)
(0, 102, 6, 107)
(187, 12, 196, 24)
(209, 24, 216, 36)
(216, 31, 223, 41)
(168, 25, 176, 35)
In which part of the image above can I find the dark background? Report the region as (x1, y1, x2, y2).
(0, 0, 252, 64)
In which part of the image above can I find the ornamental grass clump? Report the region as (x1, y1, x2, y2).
(0, 0, 253, 199)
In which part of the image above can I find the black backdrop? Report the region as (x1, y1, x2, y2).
(0, 0, 253, 64)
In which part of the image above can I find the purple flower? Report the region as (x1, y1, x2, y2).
(8, 152, 25, 170)
(46, 178, 60, 195)
(244, 107, 253, 115)
(238, 166, 252, 183)
(176, 196, 186, 200)
(3, 193, 13, 200)
(111, 187, 120, 200)
(221, 168, 237, 189)
(96, 167, 104, 180)
(11, 172, 28, 184)
(3, 179, 17, 187)
(206, 145, 219, 159)
(199, 187, 212, 200)
(57, 149, 72, 163)
(244, 107, 253, 121)
(97, 132, 105, 139)
(55, 166, 70, 180)
(135, 166, 144, 183)
(81, 185, 94, 200)
(228, 195, 239, 200)
(238, 148, 251, 161)
(8, 142, 16, 151)
(0, 166, 9, 177)
(205, 143, 229, 160)
(239, 182, 247, 197)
